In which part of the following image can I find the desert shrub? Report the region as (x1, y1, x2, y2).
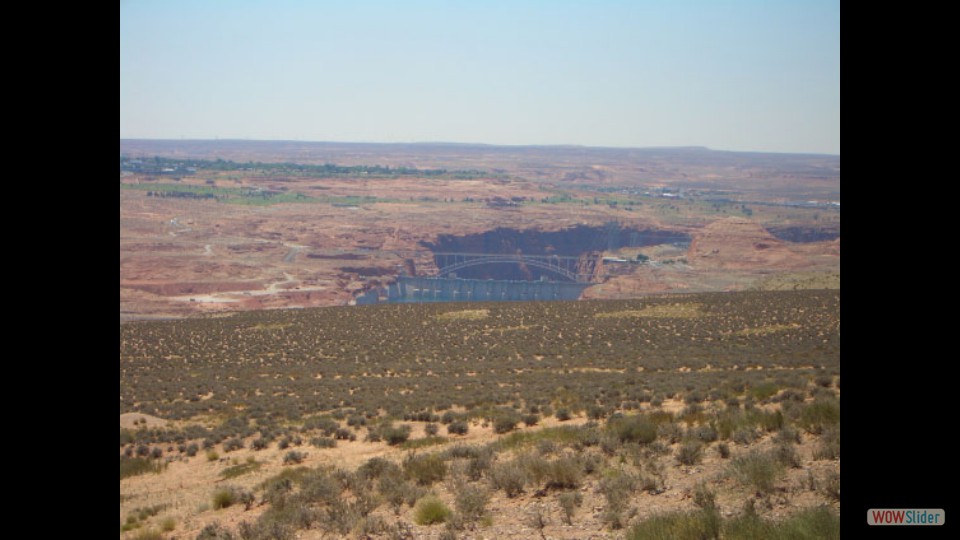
(625, 507, 720, 540)
(822, 471, 840, 501)
(150, 446, 163, 459)
(815, 374, 833, 387)
(602, 506, 629, 530)
(383, 424, 413, 445)
(676, 441, 703, 466)
(258, 471, 301, 506)
(414, 495, 452, 525)
(355, 515, 388, 536)
(425, 423, 440, 436)
(691, 424, 718, 443)
(555, 407, 571, 421)
(558, 491, 583, 525)
(717, 407, 782, 439)
(488, 460, 527, 497)
(493, 414, 519, 434)
(297, 471, 339, 505)
(749, 382, 779, 401)
(136, 444, 150, 457)
(775, 426, 801, 445)
(306, 415, 340, 435)
(442, 444, 483, 460)
(492, 424, 597, 452)
(120, 428, 136, 447)
(581, 450, 603, 475)
(221, 460, 262, 479)
(206, 450, 220, 462)
(196, 523, 235, 540)
(732, 428, 758, 445)
(798, 399, 840, 434)
(453, 481, 490, 523)
(465, 449, 494, 481)
(256, 495, 318, 534)
(761, 410, 784, 432)
(120, 456, 165, 479)
(657, 422, 685, 443)
(447, 420, 469, 436)
(536, 439, 556, 455)
(774, 389, 805, 403)
(402, 436, 449, 450)
(729, 451, 784, 494)
(516, 452, 551, 485)
(223, 438, 245, 452)
(523, 413, 540, 427)
(814, 428, 840, 460)
(237, 519, 295, 540)
(380, 476, 424, 514)
(358, 457, 401, 480)
(334, 428, 354, 440)
(681, 404, 706, 425)
(544, 456, 583, 489)
(608, 414, 657, 444)
(317, 499, 361, 536)
(282, 450, 306, 465)
(774, 443, 802, 468)
(693, 483, 716, 510)
(599, 433, 621, 456)
(310, 437, 336, 449)
(128, 503, 170, 525)
(716, 442, 730, 459)
(403, 453, 447, 485)
(600, 469, 638, 527)
(529, 504, 550, 535)
(186, 443, 199, 457)
(212, 487, 239, 509)
(251, 438, 268, 451)
(238, 490, 256, 510)
(587, 405, 609, 420)
(724, 505, 839, 540)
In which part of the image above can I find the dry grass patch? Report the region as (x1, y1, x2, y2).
(595, 303, 704, 319)
(435, 309, 489, 321)
(735, 323, 801, 336)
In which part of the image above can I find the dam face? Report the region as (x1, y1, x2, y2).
(356, 276, 590, 304)
(353, 223, 690, 305)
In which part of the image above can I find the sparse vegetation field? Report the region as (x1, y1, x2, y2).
(119, 290, 839, 539)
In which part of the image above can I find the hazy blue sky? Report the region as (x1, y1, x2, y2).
(120, 1, 839, 154)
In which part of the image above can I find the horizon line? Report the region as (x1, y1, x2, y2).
(119, 138, 840, 158)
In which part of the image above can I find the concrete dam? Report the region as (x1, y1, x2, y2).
(353, 223, 691, 305)
(355, 276, 591, 304)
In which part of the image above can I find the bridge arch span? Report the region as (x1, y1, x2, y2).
(431, 252, 600, 283)
(437, 257, 579, 282)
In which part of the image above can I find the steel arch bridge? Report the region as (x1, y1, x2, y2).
(431, 252, 601, 283)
